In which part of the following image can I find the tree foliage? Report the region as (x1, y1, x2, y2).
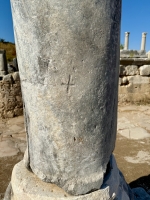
(120, 44, 124, 50)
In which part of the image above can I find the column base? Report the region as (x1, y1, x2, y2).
(4, 155, 134, 200)
(7, 161, 110, 200)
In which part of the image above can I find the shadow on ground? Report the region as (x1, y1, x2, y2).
(129, 174, 150, 192)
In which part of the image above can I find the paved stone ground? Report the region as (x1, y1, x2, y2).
(0, 105, 150, 199)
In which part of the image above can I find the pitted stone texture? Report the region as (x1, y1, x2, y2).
(10, 161, 110, 200)
(139, 65, 150, 76)
(127, 75, 150, 85)
(11, 0, 121, 195)
(125, 65, 138, 76)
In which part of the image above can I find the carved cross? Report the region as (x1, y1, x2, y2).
(61, 75, 75, 93)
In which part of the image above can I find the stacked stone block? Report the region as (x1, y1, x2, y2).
(0, 72, 23, 118)
(119, 58, 150, 103)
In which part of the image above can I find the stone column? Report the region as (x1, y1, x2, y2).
(124, 32, 130, 50)
(8, 0, 132, 199)
(0, 50, 7, 76)
(141, 32, 147, 51)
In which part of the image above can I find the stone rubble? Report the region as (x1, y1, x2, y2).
(0, 72, 23, 118)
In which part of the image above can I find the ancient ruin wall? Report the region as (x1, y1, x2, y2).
(119, 58, 150, 103)
(0, 72, 23, 118)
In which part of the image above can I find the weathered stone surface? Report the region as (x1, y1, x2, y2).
(126, 65, 138, 76)
(0, 79, 23, 119)
(128, 75, 149, 84)
(120, 76, 150, 93)
(122, 77, 128, 85)
(12, 72, 20, 81)
(11, 0, 121, 195)
(0, 50, 7, 76)
(139, 65, 150, 76)
(120, 50, 147, 58)
(10, 161, 110, 200)
(120, 58, 150, 65)
(9, 156, 133, 200)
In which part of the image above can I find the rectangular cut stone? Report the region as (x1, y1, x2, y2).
(139, 65, 150, 76)
(125, 65, 138, 76)
(10, 0, 121, 196)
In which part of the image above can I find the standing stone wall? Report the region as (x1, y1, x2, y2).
(119, 58, 150, 103)
(0, 72, 23, 118)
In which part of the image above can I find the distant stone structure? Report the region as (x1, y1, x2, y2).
(0, 50, 22, 118)
(141, 32, 147, 51)
(124, 32, 130, 50)
(119, 32, 150, 103)
(0, 72, 23, 118)
(0, 50, 7, 77)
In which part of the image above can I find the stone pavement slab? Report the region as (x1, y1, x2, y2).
(0, 116, 26, 157)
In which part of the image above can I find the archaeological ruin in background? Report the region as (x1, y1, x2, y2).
(119, 32, 150, 103)
(0, 50, 22, 118)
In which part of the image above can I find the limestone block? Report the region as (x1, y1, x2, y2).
(12, 72, 20, 81)
(139, 65, 150, 76)
(10, 161, 110, 200)
(122, 77, 128, 85)
(125, 65, 138, 76)
(128, 75, 149, 84)
(119, 80, 150, 95)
